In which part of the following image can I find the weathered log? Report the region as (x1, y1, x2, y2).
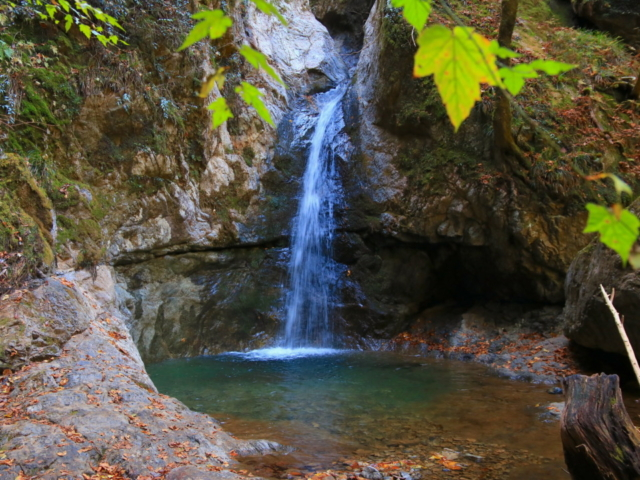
(561, 374, 640, 480)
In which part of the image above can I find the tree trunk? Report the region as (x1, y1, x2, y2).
(494, 0, 529, 169)
(498, 0, 518, 48)
(632, 74, 640, 100)
(561, 373, 640, 480)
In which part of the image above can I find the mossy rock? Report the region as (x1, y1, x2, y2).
(0, 154, 55, 291)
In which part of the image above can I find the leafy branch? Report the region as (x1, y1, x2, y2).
(4, 0, 126, 47)
(179, 0, 287, 127)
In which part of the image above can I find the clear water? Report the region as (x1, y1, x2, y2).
(147, 350, 568, 480)
(283, 87, 346, 348)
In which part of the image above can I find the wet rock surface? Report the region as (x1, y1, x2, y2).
(116, 247, 287, 363)
(379, 303, 581, 384)
(0, 267, 283, 480)
(563, 239, 640, 356)
(323, 0, 590, 344)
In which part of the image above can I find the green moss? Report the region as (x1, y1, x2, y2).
(395, 77, 448, 125)
(382, 7, 413, 50)
(0, 154, 55, 291)
(21, 83, 57, 126)
(127, 174, 167, 195)
(395, 146, 480, 189)
(242, 146, 255, 167)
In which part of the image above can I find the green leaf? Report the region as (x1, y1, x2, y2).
(78, 23, 91, 39)
(178, 9, 233, 51)
(64, 14, 73, 31)
(235, 81, 274, 126)
(207, 97, 234, 128)
(45, 4, 57, 19)
(498, 60, 576, 96)
(584, 203, 640, 265)
(489, 41, 521, 59)
(96, 34, 108, 47)
(414, 25, 501, 131)
(528, 59, 575, 75)
(104, 13, 124, 31)
(499, 64, 538, 96)
(59, 0, 70, 12)
(239, 45, 284, 86)
(250, 0, 287, 25)
(390, 0, 431, 31)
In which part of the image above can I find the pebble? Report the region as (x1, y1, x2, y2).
(547, 387, 563, 395)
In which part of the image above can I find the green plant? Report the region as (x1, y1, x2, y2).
(2, 0, 125, 47)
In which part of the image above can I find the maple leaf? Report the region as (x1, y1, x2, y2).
(584, 203, 640, 265)
(239, 45, 284, 86)
(250, 0, 287, 25)
(391, 0, 431, 31)
(235, 82, 274, 126)
(207, 97, 234, 128)
(414, 25, 501, 131)
(178, 10, 232, 51)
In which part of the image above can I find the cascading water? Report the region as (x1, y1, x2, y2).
(281, 86, 346, 349)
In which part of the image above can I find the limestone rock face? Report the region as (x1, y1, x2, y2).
(36, 0, 349, 361)
(572, 0, 640, 47)
(0, 267, 284, 480)
(116, 248, 286, 363)
(330, 0, 589, 343)
(563, 241, 640, 355)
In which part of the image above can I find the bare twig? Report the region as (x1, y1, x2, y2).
(600, 284, 640, 386)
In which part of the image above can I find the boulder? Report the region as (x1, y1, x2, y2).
(572, 0, 640, 47)
(563, 240, 640, 355)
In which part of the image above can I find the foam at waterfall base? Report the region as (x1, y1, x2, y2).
(227, 347, 344, 360)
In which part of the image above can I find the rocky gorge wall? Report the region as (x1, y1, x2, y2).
(2, 0, 639, 362)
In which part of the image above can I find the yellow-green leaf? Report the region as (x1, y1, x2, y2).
(250, 0, 287, 25)
(178, 10, 233, 51)
(489, 41, 520, 59)
(78, 23, 91, 39)
(239, 45, 284, 86)
(499, 64, 538, 96)
(207, 97, 233, 128)
(414, 25, 500, 131)
(607, 173, 633, 197)
(200, 67, 227, 98)
(390, 0, 431, 31)
(528, 59, 575, 75)
(96, 34, 108, 47)
(235, 81, 274, 126)
(64, 14, 73, 31)
(45, 4, 57, 19)
(499, 60, 575, 96)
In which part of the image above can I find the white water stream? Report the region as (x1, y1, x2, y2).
(281, 86, 346, 348)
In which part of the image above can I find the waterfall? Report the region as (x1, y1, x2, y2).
(282, 86, 346, 349)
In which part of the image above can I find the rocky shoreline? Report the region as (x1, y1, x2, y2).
(0, 267, 285, 480)
(377, 303, 583, 385)
(0, 268, 577, 480)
